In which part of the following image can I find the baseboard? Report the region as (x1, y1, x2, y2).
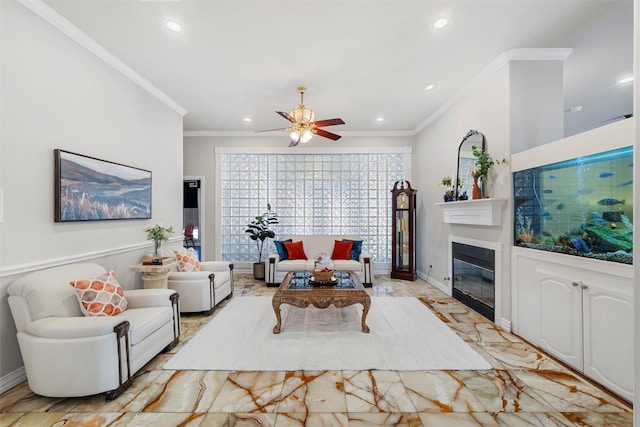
(498, 317, 512, 332)
(0, 367, 26, 394)
(417, 270, 450, 295)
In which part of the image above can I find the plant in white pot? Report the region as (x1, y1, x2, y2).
(245, 203, 278, 279)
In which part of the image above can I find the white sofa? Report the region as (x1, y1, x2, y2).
(7, 263, 180, 400)
(167, 260, 234, 315)
(266, 235, 374, 287)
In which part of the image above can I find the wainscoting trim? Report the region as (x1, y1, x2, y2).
(0, 237, 183, 278)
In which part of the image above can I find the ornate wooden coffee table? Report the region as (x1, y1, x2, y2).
(272, 271, 371, 334)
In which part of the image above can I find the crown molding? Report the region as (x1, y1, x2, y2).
(183, 130, 416, 138)
(414, 48, 573, 133)
(18, 0, 188, 117)
(504, 47, 573, 61)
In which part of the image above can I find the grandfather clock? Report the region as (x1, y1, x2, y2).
(391, 180, 417, 281)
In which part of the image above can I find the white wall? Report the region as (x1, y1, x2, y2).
(0, 2, 184, 384)
(414, 64, 511, 300)
(183, 134, 416, 263)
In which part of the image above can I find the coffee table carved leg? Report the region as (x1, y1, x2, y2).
(360, 298, 371, 333)
(272, 300, 282, 334)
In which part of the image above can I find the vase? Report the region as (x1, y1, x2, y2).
(472, 179, 482, 199)
(153, 240, 161, 260)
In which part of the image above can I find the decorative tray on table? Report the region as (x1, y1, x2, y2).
(309, 270, 336, 286)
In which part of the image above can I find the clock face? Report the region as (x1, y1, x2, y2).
(397, 192, 409, 209)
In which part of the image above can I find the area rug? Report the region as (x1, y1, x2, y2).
(163, 297, 491, 371)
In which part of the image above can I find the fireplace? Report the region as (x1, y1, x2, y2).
(451, 241, 495, 321)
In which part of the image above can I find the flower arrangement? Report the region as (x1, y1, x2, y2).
(144, 223, 174, 259)
(313, 253, 334, 281)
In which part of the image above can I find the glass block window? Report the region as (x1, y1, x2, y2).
(220, 152, 406, 263)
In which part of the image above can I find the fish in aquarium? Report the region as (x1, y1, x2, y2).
(598, 198, 625, 205)
(617, 179, 633, 187)
(598, 172, 615, 178)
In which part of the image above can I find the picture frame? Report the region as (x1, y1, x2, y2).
(54, 149, 152, 222)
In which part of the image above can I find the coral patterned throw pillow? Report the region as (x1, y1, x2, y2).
(70, 272, 128, 317)
(175, 247, 201, 272)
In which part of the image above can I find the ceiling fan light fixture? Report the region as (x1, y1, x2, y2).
(300, 129, 314, 143)
(290, 107, 315, 124)
(289, 129, 301, 141)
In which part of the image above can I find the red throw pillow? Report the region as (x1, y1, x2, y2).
(331, 240, 353, 260)
(284, 241, 307, 260)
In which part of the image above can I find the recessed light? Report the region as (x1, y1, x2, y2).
(243, 117, 252, 122)
(433, 17, 449, 30)
(165, 20, 184, 32)
(423, 83, 435, 91)
(617, 76, 634, 85)
(376, 117, 385, 122)
(570, 105, 583, 112)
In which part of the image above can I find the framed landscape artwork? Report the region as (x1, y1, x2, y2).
(54, 149, 152, 222)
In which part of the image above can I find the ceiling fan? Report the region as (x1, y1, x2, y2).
(257, 86, 345, 147)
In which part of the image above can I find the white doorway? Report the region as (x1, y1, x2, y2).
(183, 176, 205, 260)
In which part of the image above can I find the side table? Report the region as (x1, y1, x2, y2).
(130, 261, 177, 289)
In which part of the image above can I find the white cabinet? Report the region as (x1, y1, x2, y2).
(512, 247, 633, 401)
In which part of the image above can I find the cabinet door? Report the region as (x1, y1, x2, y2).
(582, 282, 633, 401)
(536, 269, 583, 371)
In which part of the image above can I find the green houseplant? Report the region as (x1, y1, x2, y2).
(440, 176, 454, 202)
(245, 203, 278, 279)
(471, 145, 506, 198)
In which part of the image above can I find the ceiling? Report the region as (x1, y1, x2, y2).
(43, 0, 634, 138)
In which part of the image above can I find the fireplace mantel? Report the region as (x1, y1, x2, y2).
(436, 198, 507, 226)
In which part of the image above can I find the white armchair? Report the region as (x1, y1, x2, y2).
(7, 263, 180, 401)
(167, 261, 234, 315)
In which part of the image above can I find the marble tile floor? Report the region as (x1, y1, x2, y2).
(0, 275, 632, 426)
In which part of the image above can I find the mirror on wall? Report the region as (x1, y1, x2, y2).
(455, 130, 485, 200)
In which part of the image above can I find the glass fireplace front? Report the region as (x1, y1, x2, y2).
(452, 242, 495, 321)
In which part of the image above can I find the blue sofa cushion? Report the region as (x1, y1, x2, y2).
(274, 239, 292, 260)
(342, 239, 363, 261)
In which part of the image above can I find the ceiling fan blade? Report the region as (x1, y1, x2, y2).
(276, 111, 295, 123)
(314, 128, 342, 141)
(254, 127, 288, 133)
(313, 118, 345, 127)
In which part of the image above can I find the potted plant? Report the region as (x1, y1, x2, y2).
(245, 203, 278, 279)
(471, 145, 506, 198)
(440, 176, 454, 202)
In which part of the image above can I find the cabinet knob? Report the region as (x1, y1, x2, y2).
(572, 281, 580, 287)
(580, 284, 588, 290)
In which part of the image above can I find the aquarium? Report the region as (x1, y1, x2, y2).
(513, 146, 633, 264)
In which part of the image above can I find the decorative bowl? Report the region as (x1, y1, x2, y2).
(312, 269, 334, 282)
